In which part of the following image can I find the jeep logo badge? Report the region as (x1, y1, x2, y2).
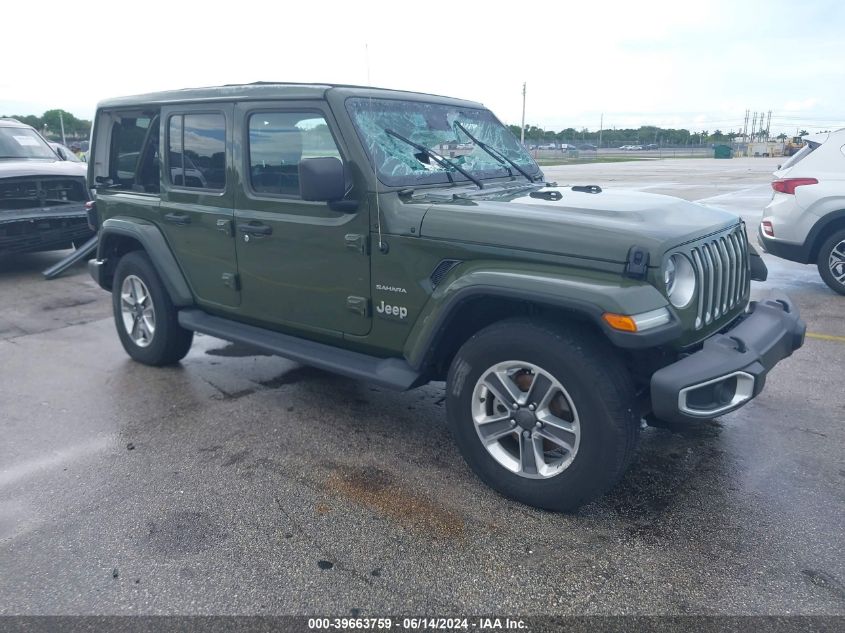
(376, 300, 408, 320)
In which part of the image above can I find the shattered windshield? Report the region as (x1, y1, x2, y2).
(0, 127, 57, 160)
(346, 97, 540, 187)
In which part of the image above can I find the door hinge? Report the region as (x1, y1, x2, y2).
(346, 296, 369, 316)
(345, 233, 368, 255)
(221, 272, 240, 290)
(216, 218, 234, 237)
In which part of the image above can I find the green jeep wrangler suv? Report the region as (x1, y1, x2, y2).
(87, 83, 805, 511)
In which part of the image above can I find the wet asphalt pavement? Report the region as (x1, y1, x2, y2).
(0, 158, 843, 616)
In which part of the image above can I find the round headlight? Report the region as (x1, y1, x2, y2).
(665, 254, 696, 308)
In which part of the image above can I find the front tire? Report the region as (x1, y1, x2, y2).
(112, 251, 193, 366)
(446, 319, 639, 512)
(817, 229, 845, 296)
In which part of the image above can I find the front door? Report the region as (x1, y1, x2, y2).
(158, 104, 239, 309)
(233, 101, 371, 336)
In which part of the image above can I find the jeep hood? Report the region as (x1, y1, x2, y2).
(419, 186, 740, 264)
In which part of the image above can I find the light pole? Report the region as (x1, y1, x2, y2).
(520, 82, 526, 146)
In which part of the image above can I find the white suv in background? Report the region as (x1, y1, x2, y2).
(759, 129, 845, 295)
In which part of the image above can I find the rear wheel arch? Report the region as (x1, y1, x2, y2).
(97, 233, 144, 290)
(96, 219, 193, 307)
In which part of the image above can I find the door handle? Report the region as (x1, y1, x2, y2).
(237, 222, 272, 237)
(164, 212, 191, 225)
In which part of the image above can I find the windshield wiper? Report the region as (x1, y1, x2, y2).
(453, 121, 538, 183)
(384, 128, 483, 189)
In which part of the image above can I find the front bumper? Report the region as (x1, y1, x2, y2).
(650, 293, 805, 423)
(0, 204, 93, 255)
(757, 226, 810, 264)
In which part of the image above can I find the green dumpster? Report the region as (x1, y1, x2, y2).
(714, 144, 732, 159)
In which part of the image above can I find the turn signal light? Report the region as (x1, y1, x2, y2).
(772, 178, 818, 194)
(762, 221, 774, 237)
(602, 313, 638, 332)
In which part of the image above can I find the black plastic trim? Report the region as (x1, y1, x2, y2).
(92, 217, 193, 306)
(650, 292, 805, 423)
(758, 210, 845, 265)
(757, 228, 810, 264)
(178, 309, 422, 391)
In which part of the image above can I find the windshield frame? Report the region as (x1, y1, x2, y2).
(0, 126, 59, 161)
(343, 96, 541, 189)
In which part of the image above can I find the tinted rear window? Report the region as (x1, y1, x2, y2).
(167, 113, 226, 190)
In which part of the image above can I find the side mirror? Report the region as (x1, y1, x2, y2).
(299, 157, 346, 203)
(55, 146, 69, 160)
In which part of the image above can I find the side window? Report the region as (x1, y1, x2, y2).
(248, 112, 341, 196)
(109, 113, 159, 190)
(167, 113, 226, 190)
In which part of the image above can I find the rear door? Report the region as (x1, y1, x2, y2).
(159, 105, 239, 309)
(94, 110, 162, 243)
(232, 101, 371, 336)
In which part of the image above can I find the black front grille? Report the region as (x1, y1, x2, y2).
(686, 224, 750, 330)
(0, 176, 87, 211)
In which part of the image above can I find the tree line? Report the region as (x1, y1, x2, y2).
(507, 124, 759, 147)
(2, 109, 91, 141)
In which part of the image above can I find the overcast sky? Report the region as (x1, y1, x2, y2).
(2, 0, 843, 134)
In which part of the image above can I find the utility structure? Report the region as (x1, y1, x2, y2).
(598, 113, 603, 149)
(520, 82, 526, 145)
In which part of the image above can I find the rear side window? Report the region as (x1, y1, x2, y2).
(247, 112, 341, 196)
(109, 114, 159, 190)
(167, 113, 226, 190)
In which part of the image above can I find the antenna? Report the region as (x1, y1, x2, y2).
(364, 43, 385, 253)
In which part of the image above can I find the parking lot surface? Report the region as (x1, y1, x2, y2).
(1, 158, 843, 616)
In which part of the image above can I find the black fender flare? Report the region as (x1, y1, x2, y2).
(94, 217, 193, 307)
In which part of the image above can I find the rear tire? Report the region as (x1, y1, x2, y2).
(817, 229, 845, 296)
(446, 318, 639, 512)
(112, 251, 193, 366)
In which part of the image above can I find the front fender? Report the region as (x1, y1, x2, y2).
(93, 217, 193, 307)
(404, 263, 680, 370)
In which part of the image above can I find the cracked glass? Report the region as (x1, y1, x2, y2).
(346, 98, 539, 187)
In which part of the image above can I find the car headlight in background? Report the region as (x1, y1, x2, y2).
(665, 254, 696, 308)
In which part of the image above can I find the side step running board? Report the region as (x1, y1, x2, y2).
(178, 309, 422, 391)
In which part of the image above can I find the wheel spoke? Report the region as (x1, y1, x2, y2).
(537, 409, 577, 433)
(130, 277, 141, 303)
(831, 241, 845, 282)
(518, 433, 542, 475)
(483, 371, 521, 408)
(526, 373, 553, 407)
(477, 417, 515, 444)
(534, 425, 575, 454)
(140, 315, 155, 339)
(130, 316, 141, 341)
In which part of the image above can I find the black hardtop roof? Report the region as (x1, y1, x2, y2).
(96, 82, 485, 110)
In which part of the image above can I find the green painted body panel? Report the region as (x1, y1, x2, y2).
(230, 100, 371, 337)
(158, 103, 240, 310)
(91, 83, 754, 375)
